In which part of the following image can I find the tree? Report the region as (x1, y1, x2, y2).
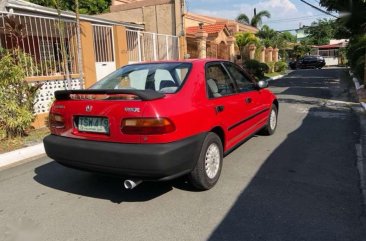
(305, 19, 336, 45)
(319, 0, 366, 83)
(256, 25, 277, 47)
(30, 0, 111, 14)
(236, 8, 271, 28)
(236, 32, 260, 49)
(235, 32, 260, 60)
(256, 25, 296, 60)
(281, 31, 297, 43)
(319, 0, 366, 35)
(293, 40, 312, 58)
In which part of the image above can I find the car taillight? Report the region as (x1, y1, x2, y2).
(49, 113, 65, 129)
(121, 118, 175, 135)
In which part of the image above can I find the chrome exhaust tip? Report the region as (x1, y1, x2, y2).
(124, 179, 142, 190)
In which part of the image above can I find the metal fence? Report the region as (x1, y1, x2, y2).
(126, 30, 179, 63)
(318, 49, 339, 57)
(0, 12, 79, 77)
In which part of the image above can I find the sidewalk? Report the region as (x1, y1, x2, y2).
(351, 71, 366, 212)
(0, 143, 45, 169)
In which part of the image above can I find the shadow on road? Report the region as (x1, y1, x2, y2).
(208, 104, 365, 241)
(33, 162, 177, 203)
(207, 68, 366, 241)
(269, 69, 346, 100)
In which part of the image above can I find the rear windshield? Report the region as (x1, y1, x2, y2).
(90, 63, 191, 94)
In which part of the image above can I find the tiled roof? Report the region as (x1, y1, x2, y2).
(186, 24, 227, 35)
(185, 12, 258, 33)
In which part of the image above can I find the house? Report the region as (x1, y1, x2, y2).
(296, 26, 309, 43)
(184, 12, 258, 35)
(0, 0, 145, 128)
(312, 39, 349, 66)
(183, 12, 258, 61)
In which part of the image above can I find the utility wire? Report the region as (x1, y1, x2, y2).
(299, 0, 338, 18)
(263, 14, 327, 23)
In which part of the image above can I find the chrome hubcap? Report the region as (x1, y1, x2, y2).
(270, 109, 277, 130)
(205, 143, 220, 179)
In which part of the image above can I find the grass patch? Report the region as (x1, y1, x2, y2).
(264, 72, 284, 78)
(0, 127, 49, 154)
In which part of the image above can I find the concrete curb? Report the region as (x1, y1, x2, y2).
(350, 70, 366, 110)
(267, 74, 285, 81)
(0, 143, 45, 169)
(350, 70, 366, 213)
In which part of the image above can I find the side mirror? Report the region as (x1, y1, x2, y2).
(257, 80, 268, 89)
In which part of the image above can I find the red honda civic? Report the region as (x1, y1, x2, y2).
(44, 59, 278, 190)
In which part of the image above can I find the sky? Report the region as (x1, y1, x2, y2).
(185, 0, 337, 31)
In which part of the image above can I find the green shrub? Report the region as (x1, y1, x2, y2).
(275, 61, 288, 72)
(0, 51, 42, 138)
(346, 35, 366, 82)
(243, 59, 269, 80)
(266, 61, 275, 73)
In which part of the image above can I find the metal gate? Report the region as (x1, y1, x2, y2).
(92, 25, 116, 80)
(126, 30, 179, 63)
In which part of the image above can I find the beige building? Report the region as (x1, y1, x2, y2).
(99, 0, 185, 36)
(183, 12, 258, 61)
(184, 12, 258, 35)
(98, 0, 258, 61)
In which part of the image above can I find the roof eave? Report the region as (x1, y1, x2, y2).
(4, 2, 144, 30)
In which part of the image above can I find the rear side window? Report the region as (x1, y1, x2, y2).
(90, 63, 191, 94)
(206, 63, 235, 98)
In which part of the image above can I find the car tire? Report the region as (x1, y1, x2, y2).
(261, 104, 278, 136)
(189, 132, 223, 190)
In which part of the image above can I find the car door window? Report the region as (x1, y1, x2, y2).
(224, 63, 256, 92)
(206, 63, 235, 98)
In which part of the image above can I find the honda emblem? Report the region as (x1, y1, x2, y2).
(85, 105, 93, 112)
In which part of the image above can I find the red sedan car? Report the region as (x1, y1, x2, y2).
(44, 59, 278, 190)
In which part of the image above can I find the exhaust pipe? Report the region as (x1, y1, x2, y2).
(124, 179, 142, 190)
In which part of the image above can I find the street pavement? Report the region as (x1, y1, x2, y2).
(0, 68, 366, 241)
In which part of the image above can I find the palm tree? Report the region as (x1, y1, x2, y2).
(235, 32, 260, 60)
(236, 8, 271, 28)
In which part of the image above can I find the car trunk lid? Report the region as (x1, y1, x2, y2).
(50, 90, 165, 143)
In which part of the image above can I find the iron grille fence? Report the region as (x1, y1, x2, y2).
(126, 30, 179, 63)
(0, 12, 79, 77)
(318, 49, 339, 57)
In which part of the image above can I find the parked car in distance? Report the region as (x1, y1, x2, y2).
(289, 55, 326, 69)
(43, 59, 278, 190)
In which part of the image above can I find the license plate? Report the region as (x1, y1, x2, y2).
(78, 117, 109, 134)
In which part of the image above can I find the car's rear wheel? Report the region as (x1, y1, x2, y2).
(261, 104, 278, 135)
(189, 132, 223, 190)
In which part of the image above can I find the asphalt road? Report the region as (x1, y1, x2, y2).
(1, 68, 366, 241)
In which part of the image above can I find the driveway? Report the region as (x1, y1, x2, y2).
(0, 68, 365, 241)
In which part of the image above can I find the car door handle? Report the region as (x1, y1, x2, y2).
(245, 98, 252, 104)
(215, 105, 224, 113)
